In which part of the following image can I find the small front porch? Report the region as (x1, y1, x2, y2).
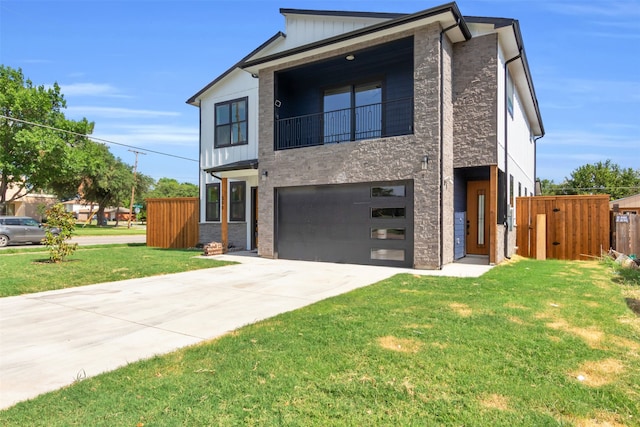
(201, 160, 259, 252)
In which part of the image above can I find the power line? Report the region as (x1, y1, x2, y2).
(0, 114, 199, 163)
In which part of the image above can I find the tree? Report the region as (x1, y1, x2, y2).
(539, 178, 561, 196)
(0, 65, 94, 213)
(145, 178, 198, 198)
(79, 143, 135, 226)
(565, 160, 640, 200)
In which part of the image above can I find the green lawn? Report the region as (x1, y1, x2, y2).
(72, 223, 147, 236)
(1, 257, 638, 426)
(0, 245, 232, 297)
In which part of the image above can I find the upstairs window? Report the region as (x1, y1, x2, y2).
(215, 97, 248, 148)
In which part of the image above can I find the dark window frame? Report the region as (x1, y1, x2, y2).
(509, 174, 514, 206)
(205, 183, 221, 222)
(229, 181, 246, 222)
(214, 97, 248, 148)
(322, 79, 384, 143)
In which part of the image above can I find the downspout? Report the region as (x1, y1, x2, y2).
(504, 46, 522, 260)
(439, 19, 460, 269)
(198, 99, 203, 225)
(533, 135, 544, 192)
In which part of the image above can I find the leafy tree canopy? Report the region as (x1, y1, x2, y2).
(0, 65, 94, 212)
(144, 178, 198, 199)
(540, 160, 640, 200)
(78, 143, 136, 224)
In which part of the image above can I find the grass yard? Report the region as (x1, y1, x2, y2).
(0, 245, 232, 297)
(1, 258, 638, 426)
(72, 224, 147, 236)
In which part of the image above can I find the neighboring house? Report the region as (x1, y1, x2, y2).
(611, 193, 640, 215)
(63, 200, 132, 221)
(188, 2, 544, 268)
(3, 185, 57, 222)
(62, 199, 96, 219)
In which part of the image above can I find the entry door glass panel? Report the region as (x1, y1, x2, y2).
(477, 191, 485, 246)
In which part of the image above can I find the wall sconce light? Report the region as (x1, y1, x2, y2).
(345, 54, 355, 61)
(261, 170, 268, 181)
(421, 155, 429, 170)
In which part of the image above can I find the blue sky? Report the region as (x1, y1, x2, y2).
(1, 0, 638, 185)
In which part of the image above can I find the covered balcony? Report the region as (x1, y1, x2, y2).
(273, 36, 415, 151)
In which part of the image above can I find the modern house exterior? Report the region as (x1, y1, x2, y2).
(188, 2, 544, 269)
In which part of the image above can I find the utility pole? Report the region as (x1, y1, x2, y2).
(128, 149, 146, 229)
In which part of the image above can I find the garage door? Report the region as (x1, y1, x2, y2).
(276, 180, 413, 267)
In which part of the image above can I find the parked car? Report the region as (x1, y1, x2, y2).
(0, 216, 60, 247)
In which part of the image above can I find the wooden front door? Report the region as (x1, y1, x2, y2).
(466, 180, 490, 255)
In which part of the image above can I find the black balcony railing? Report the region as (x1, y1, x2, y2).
(275, 97, 413, 150)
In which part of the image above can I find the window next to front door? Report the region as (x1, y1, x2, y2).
(215, 97, 248, 148)
(230, 181, 246, 222)
(206, 183, 220, 221)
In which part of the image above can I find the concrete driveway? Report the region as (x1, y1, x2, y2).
(0, 253, 492, 409)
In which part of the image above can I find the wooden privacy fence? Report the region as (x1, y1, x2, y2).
(146, 198, 199, 249)
(613, 213, 639, 256)
(516, 195, 610, 260)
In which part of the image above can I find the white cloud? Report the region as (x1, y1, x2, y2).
(66, 106, 181, 119)
(539, 77, 640, 103)
(545, 1, 640, 18)
(92, 124, 198, 148)
(59, 83, 129, 98)
(541, 130, 638, 149)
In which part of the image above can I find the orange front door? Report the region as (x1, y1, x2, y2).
(466, 180, 490, 255)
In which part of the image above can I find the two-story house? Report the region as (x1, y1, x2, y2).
(187, 2, 544, 269)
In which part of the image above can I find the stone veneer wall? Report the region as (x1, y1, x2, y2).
(452, 33, 498, 168)
(199, 222, 247, 251)
(441, 31, 455, 266)
(257, 23, 449, 269)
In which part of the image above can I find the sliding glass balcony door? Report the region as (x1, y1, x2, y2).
(323, 82, 382, 144)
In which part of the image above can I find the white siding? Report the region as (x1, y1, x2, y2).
(198, 69, 259, 224)
(497, 43, 536, 224)
(281, 14, 391, 50)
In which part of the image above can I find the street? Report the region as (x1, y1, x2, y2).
(0, 234, 146, 249)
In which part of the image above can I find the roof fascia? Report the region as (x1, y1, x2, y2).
(508, 19, 545, 136)
(186, 31, 285, 106)
(204, 159, 259, 173)
(242, 2, 471, 72)
(279, 8, 405, 20)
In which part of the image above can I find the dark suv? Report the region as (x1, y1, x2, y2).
(0, 216, 60, 247)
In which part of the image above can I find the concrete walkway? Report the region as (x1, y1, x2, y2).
(0, 254, 492, 409)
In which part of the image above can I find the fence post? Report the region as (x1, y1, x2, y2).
(536, 214, 546, 260)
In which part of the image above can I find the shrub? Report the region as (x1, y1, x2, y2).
(44, 203, 78, 263)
